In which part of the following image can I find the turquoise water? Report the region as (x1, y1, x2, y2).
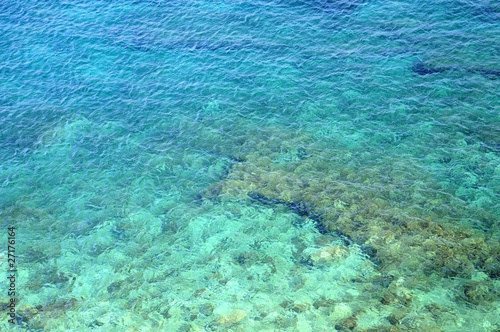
(1, 0, 499, 330)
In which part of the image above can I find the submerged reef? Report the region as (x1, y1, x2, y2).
(411, 61, 500, 79)
(410, 62, 449, 75)
(2, 120, 499, 330)
(201, 127, 500, 299)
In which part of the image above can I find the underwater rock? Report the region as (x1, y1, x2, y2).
(331, 303, 353, 320)
(411, 61, 449, 75)
(309, 244, 349, 265)
(334, 315, 357, 331)
(215, 309, 248, 326)
(460, 280, 500, 305)
(472, 67, 500, 79)
(6, 298, 82, 330)
(250, 191, 328, 233)
(248, 191, 284, 205)
(199, 303, 214, 316)
(387, 309, 406, 326)
(201, 127, 500, 291)
(411, 61, 500, 79)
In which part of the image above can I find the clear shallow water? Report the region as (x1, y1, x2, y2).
(0, 0, 499, 330)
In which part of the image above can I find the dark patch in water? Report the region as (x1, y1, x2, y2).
(287, 201, 310, 216)
(471, 68, 500, 79)
(453, 2, 500, 23)
(361, 244, 380, 264)
(297, 147, 308, 160)
(248, 191, 284, 205)
(474, 5, 500, 23)
(332, 230, 354, 245)
(299, 256, 315, 268)
(411, 61, 449, 75)
(248, 191, 331, 235)
(411, 61, 500, 80)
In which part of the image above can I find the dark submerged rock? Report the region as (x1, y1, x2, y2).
(411, 61, 449, 75)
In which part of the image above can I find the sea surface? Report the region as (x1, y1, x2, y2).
(0, 0, 499, 331)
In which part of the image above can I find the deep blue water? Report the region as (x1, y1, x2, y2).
(1, 0, 499, 330)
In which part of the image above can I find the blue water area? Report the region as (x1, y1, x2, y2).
(1, 0, 499, 330)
